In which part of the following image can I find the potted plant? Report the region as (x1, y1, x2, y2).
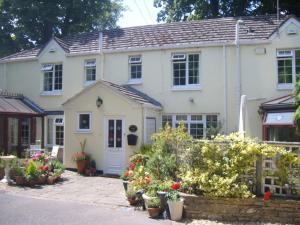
(47, 173, 56, 185)
(166, 182, 184, 221)
(90, 159, 97, 176)
(72, 139, 89, 174)
(121, 169, 134, 191)
(25, 161, 39, 186)
(147, 197, 161, 218)
(14, 166, 25, 186)
(126, 188, 138, 206)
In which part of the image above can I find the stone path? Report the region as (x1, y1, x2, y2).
(0, 170, 128, 208)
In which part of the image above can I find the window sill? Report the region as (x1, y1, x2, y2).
(84, 81, 96, 87)
(75, 130, 92, 134)
(40, 91, 63, 96)
(171, 85, 202, 91)
(277, 84, 293, 90)
(127, 79, 142, 85)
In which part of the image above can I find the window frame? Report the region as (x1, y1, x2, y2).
(77, 112, 92, 133)
(41, 63, 63, 94)
(84, 59, 96, 86)
(161, 114, 218, 139)
(277, 49, 300, 90)
(128, 55, 142, 84)
(171, 52, 201, 90)
(45, 115, 64, 147)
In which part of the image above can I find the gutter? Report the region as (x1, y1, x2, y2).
(99, 32, 105, 80)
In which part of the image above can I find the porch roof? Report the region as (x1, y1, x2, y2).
(0, 91, 44, 116)
(260, 94, 296, 111)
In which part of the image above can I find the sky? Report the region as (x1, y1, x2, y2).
(118, 0, 161, 28)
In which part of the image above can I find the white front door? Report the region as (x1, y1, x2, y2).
(104, 118, 124, 175)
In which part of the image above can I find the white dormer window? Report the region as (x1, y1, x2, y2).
(84, 59, 96, 85)
(128, 55, 142, 83)
(277, 49, 300, 89)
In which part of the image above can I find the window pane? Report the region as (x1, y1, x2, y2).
(191, 115, 202, 121)
(190, 123, 203, 139)
(54, 64, 62, 90)
(116, 120, 122, 148)
(277, 59, 292, 84)
(108, 120, 114, 147)
(188, 54, 199, 84)
(162, 115, 172, 128)
(130, 64, 142, 79)
(86, 67, 96, 81)
(21, 118, 30, 145)
(206, 115, 218, 128)
(176, 115, 187, 121)
(44, 71, 53, 91)
(173, 62, 186, 86)
(79, 114, 90, 130)
(47, 118, 53, 145)
(55, 125, 64, 146)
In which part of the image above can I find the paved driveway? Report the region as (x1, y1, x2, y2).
(0, 171, 128, 207)
(0, 171, 174, 225)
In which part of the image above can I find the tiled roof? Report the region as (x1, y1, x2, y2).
(63, 80, 162, 109)
(103, 81, 162, 108)
(0, 14, 295, 61)
(0, 91, 44, 115)
(261, 94, 296, 110)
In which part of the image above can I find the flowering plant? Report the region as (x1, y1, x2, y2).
(263, 191, 272, 207)
(166, 182, 181, 201)
(32, 153, 48, 164)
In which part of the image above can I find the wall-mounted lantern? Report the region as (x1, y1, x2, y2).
(96, 96, 103, 108)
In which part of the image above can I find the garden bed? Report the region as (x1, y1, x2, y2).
(181, 193, 300, 224)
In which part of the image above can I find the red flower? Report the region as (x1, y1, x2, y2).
(144, 176, 152, 184)
(124, 170, 129, 177)
(263, 191, 272, 201)
(43, 165, 49, 171)
(128, 170, 134, 177)
(129, 163, 135, 170)
(171, 182, 181, 190)
(137, 159, 142, 164)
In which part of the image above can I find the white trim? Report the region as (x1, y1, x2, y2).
(269, 17, 300, 40)
(103, 117, 125, 175)
(171, 85, 202, 91)
(40, 90, 63, 96)
(127, 79, 142, 85)
(45, 115, 64, 148)
(172, 52, 201, 88)
(223, 45, 228, 134)
(66, 51, 101, 57)
(129, 55, 142, 63)
(277, 84, 293, 90)
(76, 112, 92, 133)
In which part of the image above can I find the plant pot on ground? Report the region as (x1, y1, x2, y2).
(13, 166, 25, 186)
(126, 189, 138, 206)
(47, 175, 56, 185)
(147, 198, 161, 218)
(72, 139, 90, 174)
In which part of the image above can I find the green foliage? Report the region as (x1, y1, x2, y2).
(146, 123, 191, 180)
(25, 161, 39, 181)
(180, 133, 289, 198)
(147, 198, 160, 208)
(0, 0, 124, 57)
(48, 159, 65, 173)
(154, 0, 300, 22)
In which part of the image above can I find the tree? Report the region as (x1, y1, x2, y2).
(0, 0, 123, 57)
(154, 0, 300, 22)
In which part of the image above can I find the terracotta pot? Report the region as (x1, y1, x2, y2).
(38, 175, 47, 185)
(127, 197, 138, 206)
(76, 160, 88, 174)
(47, 176, 56, 185)
(15, 176, 25, 186)
(147, 207, 161, 218)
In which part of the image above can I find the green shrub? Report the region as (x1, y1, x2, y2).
(147, 198, 160, 208)
(25, 161, 39, 181)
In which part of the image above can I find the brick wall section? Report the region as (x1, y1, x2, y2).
(181, 193, 300, 224)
